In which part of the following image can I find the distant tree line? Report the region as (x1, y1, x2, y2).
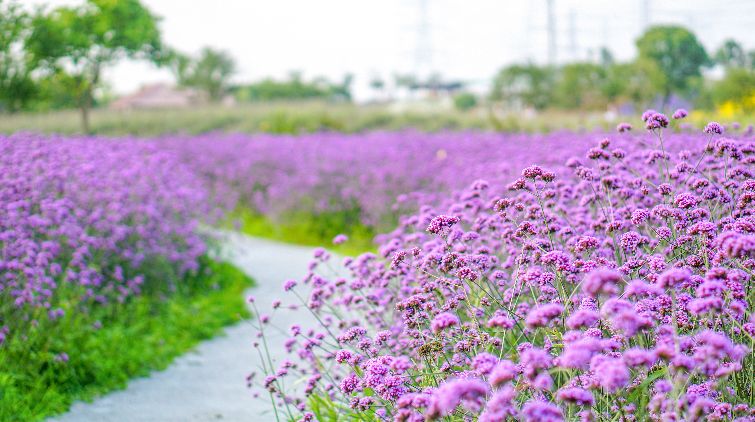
(489, 25, 755, 114)
(1, 0, 753, 133)
(171, 47, 236, 101)
(233, 72, 353, 103)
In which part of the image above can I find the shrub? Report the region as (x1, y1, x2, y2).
(453, 92, 478, 111)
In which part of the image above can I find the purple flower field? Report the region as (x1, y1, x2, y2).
(0, 125, 621, 347)
(1, 134, 209, 343)
(2, 112, 754, 421)
(3, 1, 751, 419)
(161, 130, 598, 229)
(248, 114, 755, 421)
(0, 127, 609, 337)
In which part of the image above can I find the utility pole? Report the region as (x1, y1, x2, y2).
(546, 0, 556, 65)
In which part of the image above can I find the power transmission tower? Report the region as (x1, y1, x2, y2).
(414, 0, 433, 78)
(546, 0, 556, 65)
(641, 0, 651, 29)
(568, 9, 577, 62)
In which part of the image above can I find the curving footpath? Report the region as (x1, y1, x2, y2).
(51, 232, 339, 422)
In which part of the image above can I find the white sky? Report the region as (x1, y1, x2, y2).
(24, 0, 755, 100)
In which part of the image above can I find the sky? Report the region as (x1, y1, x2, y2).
(24, 0, 755, 100)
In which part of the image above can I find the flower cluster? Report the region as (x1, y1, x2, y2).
(254, 114, 755, 421)
(0, 134, 209, 346)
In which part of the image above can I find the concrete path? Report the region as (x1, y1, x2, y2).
(51, 232, 342, 422)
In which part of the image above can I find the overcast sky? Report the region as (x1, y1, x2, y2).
(25, 0, 755, 99)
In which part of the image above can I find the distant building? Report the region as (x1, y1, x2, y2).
(109, 83, 206, 110)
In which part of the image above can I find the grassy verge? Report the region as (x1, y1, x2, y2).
(2, 102, 747, 136)
(0, 256, 253, 421)
(0, 102, 489, 136)
(229, 208, 377, 256)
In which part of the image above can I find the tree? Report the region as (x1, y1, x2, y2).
(490, 63, 555, 110)
(0, 0, 37, 112)
(599, 47, 614, 67)
(710, 67, 755, 112)
(603, 59, 667, 108)
(715, 39, 747, 68)
(636, 25, 709, 105)
(369, 75, 385, 100)
(453, 92, 477, 111)
(369, 75, 385, 91)
(554, 62, 608, 110)
(393, 73, 418, 91)
(174, 47, 236, 101)
(27, 0, 164, 133)
(329, 73, 353, 102)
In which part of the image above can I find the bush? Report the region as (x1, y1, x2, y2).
(453, 92, 478, 111)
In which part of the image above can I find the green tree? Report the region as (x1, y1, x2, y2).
(369, 75, 385, 91)
(599, 47, 614, 67)
(30, 71, 87, 111)
(554, 62, 608, 110)
(174, 47, 236, 101)
(393, 73, 418, 91)
(710, 67, 755, 112)
(27, 0, 164, 132)
(715, 39, 747, 68)
(329, 73, 353, 101)
(636, 25, 709, 105)
(604, 59, 667, 108)
(453, 92, 477, 111)
(0, 0, 36, 112)
(490, 63, 555, 110)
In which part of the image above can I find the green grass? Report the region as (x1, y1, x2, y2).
(0, 101, 751, 137)
(0, 256, 254, 421)
(230, 208, 377, 256)
(0, 102, 488, 136)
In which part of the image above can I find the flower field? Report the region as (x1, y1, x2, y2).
(162, 130, 598, 250)
(0, 134, 251, 419)
(249, 113, 755, 421)
(1, 134, 209, 312)
(2, 112, 753, 421)
(1, 0, 753, 419)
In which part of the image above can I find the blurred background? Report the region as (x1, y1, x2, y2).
(1, 0, 753, 135)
